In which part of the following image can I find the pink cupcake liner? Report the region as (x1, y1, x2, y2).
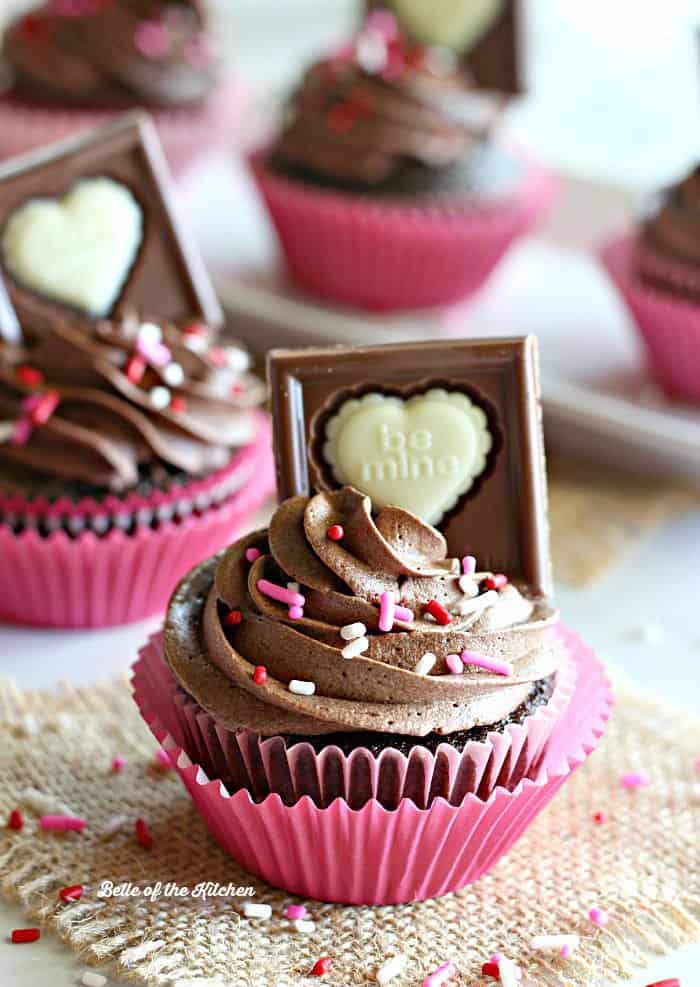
(0, 77, 252, 177)
(250, 151, 558, 311)
(132, 624, 612, 904)
(136, 628, 576, 810)
(601, 236, 700, 404)
(0, 417, 274, 628)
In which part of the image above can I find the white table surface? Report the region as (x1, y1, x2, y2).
(2, 500, 699, 986)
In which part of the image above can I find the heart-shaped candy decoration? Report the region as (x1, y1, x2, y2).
(391, 0, 505, 53)
(323, 389, 492, 526)
(2, 177, 143, 318)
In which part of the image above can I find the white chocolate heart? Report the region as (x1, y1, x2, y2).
(1, 177, 143, 317)
(391, 0, 505, 53)
(323, 389, 492, 526)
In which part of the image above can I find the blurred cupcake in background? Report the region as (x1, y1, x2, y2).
(601, 164, 700, 404)
(0, 0, 248, 176)
(250, 8, 557, 311)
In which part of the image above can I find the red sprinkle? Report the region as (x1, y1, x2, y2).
(125, 354, 147, 384)
(28, 390, 59, 426)
(311, 956, 332, 976)
(8, 809, 23, 830)
(230, 382, 244, 396)
(645, 981, 681, 987)
(484, 574, 508, 591)
(170, 395, 187, 413)
(11, 928, 41, 943)
(183, 321, 208, 336)
(224, 609, 243, 626)
(208, 346, 227, 367)
(253, 665, 268, 686)
(593, 810, 609, 824)
(135, 817, 153, 849)
(59, 884, 84, 903)
(16, 365, 44, 387)
(426, 599, 452, 626)
(482, 962, 501, 979)
(326, 524, 344, 542)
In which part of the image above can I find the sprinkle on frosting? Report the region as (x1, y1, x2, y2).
(462, 555, 477, 575)
(530, 934, 579, 955)
(461, 650, 513, 677)
(289, 680, 316, 696)
(376, 954, 409, 984)
(242, 902, 272, 919)
(340, 622, 366, 641)
(415, 653, 437, 676)
(426, 599, 451, 626)
(621, 771, 650, 789)
(311, 956, 332, 976)
(589, 906, 609, 927)
(253, 666, 268, 686)
(341, 636, 370, 660)
(245, 547, 261, 563)
(422, 959, 455, 987)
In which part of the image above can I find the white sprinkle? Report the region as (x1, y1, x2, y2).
(289, 680, 315, 696)
(149, 386, 171, 409)
(415, 652, 437, 676)
(81, 972, 107, 987)
(356, 29, 388, 74)
(341, 636, 369, 660)
(19, 713, 39, 736)
(530, 934, 579, 953)
(376, 954, 408, 983)
(184, 334, 207, 353)
(225, 346, 250, 372)
(458, 575, 479, 597)
(103, 815, 130, 836)
(456, 589, 498, 616)
(138, 322, 162, 344)
(340, 622, 367, 641)
(243, 902, 272, 919)
(287, 582, 300, 592)
(293, 919, 316, 934)
(162, 362, 184, 387)
(498, 958, 520, 987)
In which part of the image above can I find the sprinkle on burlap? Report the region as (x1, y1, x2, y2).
(0, 670, 698, 986)
(548, 454, 700, 586)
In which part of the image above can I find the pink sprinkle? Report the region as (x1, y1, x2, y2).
(394, 604, 414, 623)
(379, 591, 396, 632)
(11, 418, 32, 445)
(695, 755, 700, 772)
(288, 606, 304, 620)
(245, 547, 261, 563)
(111, 755, 126, 773)
(589, 907, 609, 927)
(560, 944, 572, 959)
(446, 654, 464, 675)
(286, 904, 308, 920)
(365, 8, 400, 41)
(621, 771, 650, 789)
(257, 579, 305, 608)
(137, 337, 171, 368)
(422, 960, 455, 987)
(462, 555, 476, 575)
(460, 650, 513, 677)
(155, 747, 173, 770)
(40, 815, 87, 832)
(134, 19, 170, 59)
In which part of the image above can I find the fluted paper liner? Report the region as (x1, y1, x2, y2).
(601, 236, 700, 404)
(251, 150, 558, 310)
(133, 624, 611, 904)
(0, 77, 251, 177)
(0, 418, 274, 628)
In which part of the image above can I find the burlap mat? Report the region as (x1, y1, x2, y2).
(547, 454, 700, 586)
(1, 670, 699, 987)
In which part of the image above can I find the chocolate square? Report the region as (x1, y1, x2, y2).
(268, 336, 550, 597)
(366, 0, 522, 93)
(0, 112, 222, 336)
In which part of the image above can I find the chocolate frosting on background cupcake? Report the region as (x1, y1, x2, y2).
(635, 164, 700, 299)
(2, 0, 218, 108)
(166, 487, 559, 741)
(271, 9, 513, 198)
(0, 315, 263, 500)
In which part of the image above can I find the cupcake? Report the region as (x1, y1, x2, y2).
(0, 0, 247, 177)
(601, 164, 700, 403)
(133, 486, 612, 904)
(250, 10, 557, 310)
(0, 314, 272, 628)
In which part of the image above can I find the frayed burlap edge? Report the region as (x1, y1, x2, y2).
(0, 669, 699, 987)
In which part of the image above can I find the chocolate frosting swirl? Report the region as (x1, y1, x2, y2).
(3, 1, 218, 109)
(0, 315, 263, 490)
(639, 166, 700, 267)
(274, 14, 498, 187)
(165, 487, 560, 737)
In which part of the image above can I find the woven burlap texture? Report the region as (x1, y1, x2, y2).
(1, 672, 699, 987)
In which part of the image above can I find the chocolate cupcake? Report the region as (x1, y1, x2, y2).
(0, 1, 247, 175)
(601, 164, 700, 403)
(250, 10, 557, 310)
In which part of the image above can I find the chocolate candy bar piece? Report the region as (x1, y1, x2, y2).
(268, 335, 550, 598)
(0, 112, 221, 338)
